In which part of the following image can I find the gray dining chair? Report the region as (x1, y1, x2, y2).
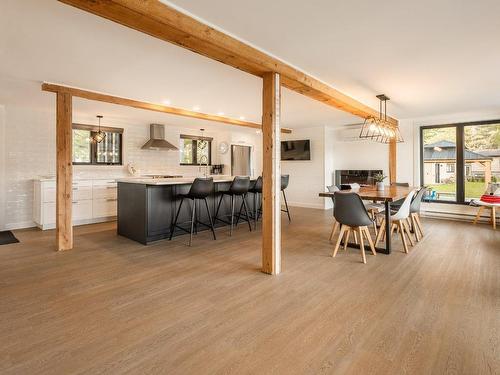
(332, 192, 377, 264)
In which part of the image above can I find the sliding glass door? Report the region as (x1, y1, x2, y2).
(421, 120, 500, 204)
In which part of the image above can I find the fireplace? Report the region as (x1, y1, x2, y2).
(335, 170, 383, 186)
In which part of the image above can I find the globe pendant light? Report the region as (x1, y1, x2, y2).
(93, 115, 106, 143)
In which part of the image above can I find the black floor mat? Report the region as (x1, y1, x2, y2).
(0, 231, 20, 245)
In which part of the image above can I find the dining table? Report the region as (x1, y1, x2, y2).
(319, 185, 415, 254)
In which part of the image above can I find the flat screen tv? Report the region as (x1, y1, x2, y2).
(281, 139, 311, 161)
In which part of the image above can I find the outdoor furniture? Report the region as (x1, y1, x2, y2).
(472, 201, 500, 229)
(319, 184, 416, 254)
(331, 192, 377, 264)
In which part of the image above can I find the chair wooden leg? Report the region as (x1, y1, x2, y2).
(473, 206, 484, 224)
(414, 213, 424, 237)
(329, 221, 339, 243)
(343, 227, 351, 252)
(358, 227, 366, 264)
(374, 218, 385, 246)
(398, 221, 409, 253)
(411, 213, 421, 242)
(492, 207, 496, 230)
(362, 226, 377, 256)
(332, 224, 346, 257)
(403, 219, 414, 246)
(353, 230, 359, 244)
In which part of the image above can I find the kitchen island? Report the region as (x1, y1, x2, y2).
(117, 177, 257, 244)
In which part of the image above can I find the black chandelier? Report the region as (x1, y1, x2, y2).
(359, 94, 403, 143)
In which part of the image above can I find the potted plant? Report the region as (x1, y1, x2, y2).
(374, 173, 387, 191)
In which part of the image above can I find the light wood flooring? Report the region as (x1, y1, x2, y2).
(0, 207, 499, 374)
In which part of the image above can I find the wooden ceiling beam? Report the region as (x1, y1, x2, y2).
(42, 83, 292, 134)
(57, 0, 398, 127)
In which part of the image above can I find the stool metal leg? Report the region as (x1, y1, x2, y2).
(230, 195, 235, 236)
(242, 194, 252, 232)
(282, 190, 291, 222)
(189, 199, 196, 246)
(215, 193, 224, 222)
(204, 197, 217, 240)
(169, 197, 184, 240)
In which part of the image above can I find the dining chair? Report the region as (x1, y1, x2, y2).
(374, 190, 416, 253)
(326, 185, 339, 242)
(332, 192, 377, 264)
(409, 187, 428, 241)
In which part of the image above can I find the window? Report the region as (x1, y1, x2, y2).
(72, 124, 123, 165)
(179, 134, 212, 165)
(421, 120, 500, 204)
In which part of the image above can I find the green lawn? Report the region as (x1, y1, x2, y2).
(428, 182, 487, 200)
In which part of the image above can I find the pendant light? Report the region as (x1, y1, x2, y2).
(92, 115, 106, 143)
(359, 95, 403, 143)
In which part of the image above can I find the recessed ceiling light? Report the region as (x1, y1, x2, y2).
(239, 116, 245, 120)
(217, 112, 225, 116)
(256, 129, 262, 134)
(162, 99, 171, 105)
(192, 106, 201, 111)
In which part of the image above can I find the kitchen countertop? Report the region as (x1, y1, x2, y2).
(117, 176, 237, 186)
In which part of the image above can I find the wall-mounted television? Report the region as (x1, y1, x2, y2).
(281, 139, 311, 161)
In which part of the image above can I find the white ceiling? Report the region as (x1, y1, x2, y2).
(0, 0, 499, 131)
(0, 0, 359, 130)
(167, 0, 500, 118)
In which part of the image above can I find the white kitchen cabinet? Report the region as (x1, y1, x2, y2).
(33, 178, 117, 230)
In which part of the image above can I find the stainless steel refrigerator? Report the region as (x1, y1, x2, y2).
(231, 145, 252, 176)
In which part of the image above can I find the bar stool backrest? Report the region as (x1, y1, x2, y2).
(229, 176, 251, 195)
(281, 175, 290, 191)
(252, 176, 263, 192)
(188, 177, 214, 199)
(333, 192, 373, 227)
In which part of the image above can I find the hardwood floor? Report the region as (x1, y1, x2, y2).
(0, 207, 498, 374)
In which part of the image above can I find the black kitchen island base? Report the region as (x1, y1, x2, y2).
(117, 180, 256, 245)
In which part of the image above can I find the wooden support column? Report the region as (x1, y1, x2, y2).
(56, 92, 73, 251)
(261, 72, 281, 275)
(389, 139, 397, 184)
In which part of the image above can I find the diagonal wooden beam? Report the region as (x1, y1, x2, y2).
(42, 83, 292, 134)
(57, 0, 398, 127)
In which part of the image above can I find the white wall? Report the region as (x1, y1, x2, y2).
(0, 105, 5, 230)
(281, 127, 326, 209)
(0, 104, 261, 230)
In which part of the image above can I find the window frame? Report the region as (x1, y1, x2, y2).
(419, 119, 500, 205)
(179, 134, 213, 166)
(72, 123, 124, 166)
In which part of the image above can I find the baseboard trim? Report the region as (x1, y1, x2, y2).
(5, 221, 37, 231)
(287, 202, 324, 210)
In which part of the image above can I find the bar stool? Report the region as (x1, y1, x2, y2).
(215, 176, 252, 235)
(169, 177, 216, 246)
(281, 174, 291, 222)
(248, 176, 263, 229)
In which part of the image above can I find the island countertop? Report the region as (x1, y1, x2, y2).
(117, 175, 237, 185)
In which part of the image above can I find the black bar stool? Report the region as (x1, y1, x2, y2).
(169, 177, 216, 246)
(248, 176, 262, 229)
(215, 176, 252, 235)
(281, 174, 291, 222)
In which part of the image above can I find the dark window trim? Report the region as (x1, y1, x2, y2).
(419, 119, 500, 205)
(179, 135, 212, 166)
(72, 124, 123, 166)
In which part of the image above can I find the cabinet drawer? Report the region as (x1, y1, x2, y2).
(93, 198, 117, 218)
(72, 200, 93, 221)
(93, 186, 117, 199)
(73, 186, 92, 200)
(42, 187, 56, 203)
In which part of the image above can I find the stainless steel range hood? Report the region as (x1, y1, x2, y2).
(141, 124, 178, 150)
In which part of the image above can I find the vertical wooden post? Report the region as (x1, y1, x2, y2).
(56, 92, 73, 251)
(389, 138, 397, 184)
(261, 72, 281, 275)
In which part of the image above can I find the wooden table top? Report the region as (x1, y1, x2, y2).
(319, 185, 415, 202)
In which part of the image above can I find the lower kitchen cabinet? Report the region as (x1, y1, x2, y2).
(33, 179, 118, 230)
